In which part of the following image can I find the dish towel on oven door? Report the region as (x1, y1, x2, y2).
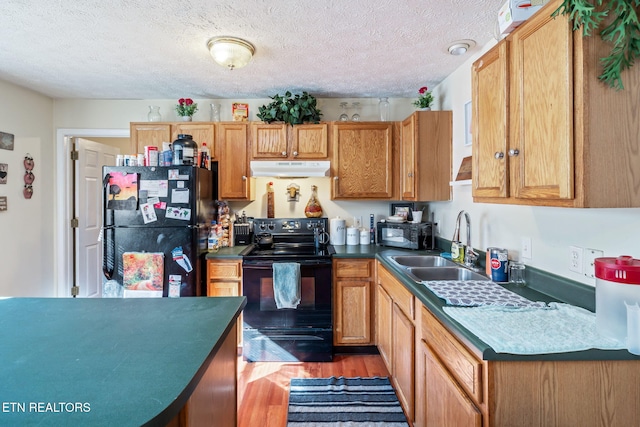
(273, 262, 301, 309)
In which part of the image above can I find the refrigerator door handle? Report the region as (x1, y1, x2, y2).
(102, 173, 115, 279)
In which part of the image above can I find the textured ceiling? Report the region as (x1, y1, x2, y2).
(0, 0, 504, 99)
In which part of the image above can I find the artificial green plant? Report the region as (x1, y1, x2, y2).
(256, 91, 322, 126)
(552, 0, 640, 90)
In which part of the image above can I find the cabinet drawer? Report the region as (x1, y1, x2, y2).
(208, 261, 242, 280)
(378, 266, 414, 320)
(334, 259, 373, 278)
(421, 305, 482, 403)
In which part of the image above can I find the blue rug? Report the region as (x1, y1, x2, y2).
(287, 376, 409, 426)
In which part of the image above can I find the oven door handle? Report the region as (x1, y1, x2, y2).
(243, 260, 332, 268)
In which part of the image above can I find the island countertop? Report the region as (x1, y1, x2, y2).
(0, 296, 246, 426)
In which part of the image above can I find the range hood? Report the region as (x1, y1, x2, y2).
(250, 160, 330, 177)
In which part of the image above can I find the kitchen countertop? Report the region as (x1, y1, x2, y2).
(375, 249, 638, 362)
(0, 296, 246, 426)
(204, 244, 637, 361)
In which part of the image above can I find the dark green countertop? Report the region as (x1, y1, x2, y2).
(375, 250, 638, 362)
(204, 243, 636, 362)
(0, 297, 246, 426)
(205, 245, 249, 259)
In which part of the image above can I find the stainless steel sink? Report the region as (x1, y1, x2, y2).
(390, 255, 457, 268)
(406, 267, 487, 282)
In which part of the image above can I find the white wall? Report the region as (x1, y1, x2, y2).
(0, 80, 55, 296)
(430, 42, 640, 287)
(5, 41, 637, 298)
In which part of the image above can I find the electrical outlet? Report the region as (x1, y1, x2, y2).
(584, 248, 604, 278)
(521, 237, 532, 259)
(569, 246, 583, 274)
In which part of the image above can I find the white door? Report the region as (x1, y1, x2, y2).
(74, 138, 119, 298)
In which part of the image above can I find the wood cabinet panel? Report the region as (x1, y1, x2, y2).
(290, 123, 328, 159)
(207, 259, 243, 346)
(378, 265, 414, 321)
(251, 123, 328, 159)
(472, 41, 509, 198)
(392, 303, 415, 423)
(510, 10, 574, 201)
(335, 259, 373, 278)
(130, 123, 171, 154)
(334, 280, 372, 345)
(218, 123, 253, 200)
(376, 284, 393, 370)
(421, 305, 482, 403)
(251, 123, 288, 158)
(331, 122, 395, 199)
(423, 341, 482, 427)
(334, 259, 374, 346)
(400, 111, 452, 201)
(173, 124, 216, 159)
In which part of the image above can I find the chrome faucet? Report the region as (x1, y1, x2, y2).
(452, 210, 478, 269)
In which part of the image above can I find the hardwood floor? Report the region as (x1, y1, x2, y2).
(237, 354, 390, 427)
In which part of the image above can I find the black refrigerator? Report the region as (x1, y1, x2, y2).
(102, 166, 215, 297)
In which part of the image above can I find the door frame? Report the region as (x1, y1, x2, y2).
(55, 128, 129, 297)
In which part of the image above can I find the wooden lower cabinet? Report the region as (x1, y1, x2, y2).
(376, 284, 393, 368)
(376, 264, 415, 423)
(207, 259, 243, 346)
(421, 341, 482, 427)
(418, 304, 484, 427)
(333, 259, 375, 345)
(392, 303, 415, 422)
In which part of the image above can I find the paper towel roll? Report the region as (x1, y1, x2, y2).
(330, 216, 346, 246)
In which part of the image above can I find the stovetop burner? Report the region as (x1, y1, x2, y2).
(241, 218, 334, 262)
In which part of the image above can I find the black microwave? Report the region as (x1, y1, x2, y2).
(377, 221, 435, 250)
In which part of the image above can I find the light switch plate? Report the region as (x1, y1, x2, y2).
(521, 237, 532, 259)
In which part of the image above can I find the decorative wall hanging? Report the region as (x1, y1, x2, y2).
(0, 131, 14, 151)
(286, 183, 300, 201)
(0, 163, 7, 184)
(23, 153, 34, 199)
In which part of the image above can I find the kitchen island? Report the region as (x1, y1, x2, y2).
(0, 296, 245, 427)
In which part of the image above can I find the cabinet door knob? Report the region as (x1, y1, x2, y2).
(408, 172, 414, 177)
(494, 152, 504, 159)
(508, 149, 520, 157)
(242, 175, 247, 181)
(281, 151, 287, 156)
(333, 176, 339, 180)
(292, 151, 298, 157)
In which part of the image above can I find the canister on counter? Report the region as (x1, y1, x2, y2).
(489, 247, 509, 282)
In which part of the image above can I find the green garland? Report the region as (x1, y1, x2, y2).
(552, 0, 640, 90)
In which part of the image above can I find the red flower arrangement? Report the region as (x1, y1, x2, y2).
(175, 98, 198, 116)
(413, 86, 434, 109)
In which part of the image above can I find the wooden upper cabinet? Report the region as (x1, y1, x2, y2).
(472, 0, 640, 207)
(251, 122, 328, 159)
(173, 124, 216, 159)
(472, 41, 509, 199)
(130, 123, 171, 154)
(251, 123, 288, 158)
(331, 122, 395, 199)
(290, 123, 329, 158)
(510, 8, 574, 201)
(400, 111, 452, 201)
(218, 123, 254, 200)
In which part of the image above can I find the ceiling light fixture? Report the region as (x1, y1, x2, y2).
(207, 36, 255, 70)
(447, 39, 476, 56)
